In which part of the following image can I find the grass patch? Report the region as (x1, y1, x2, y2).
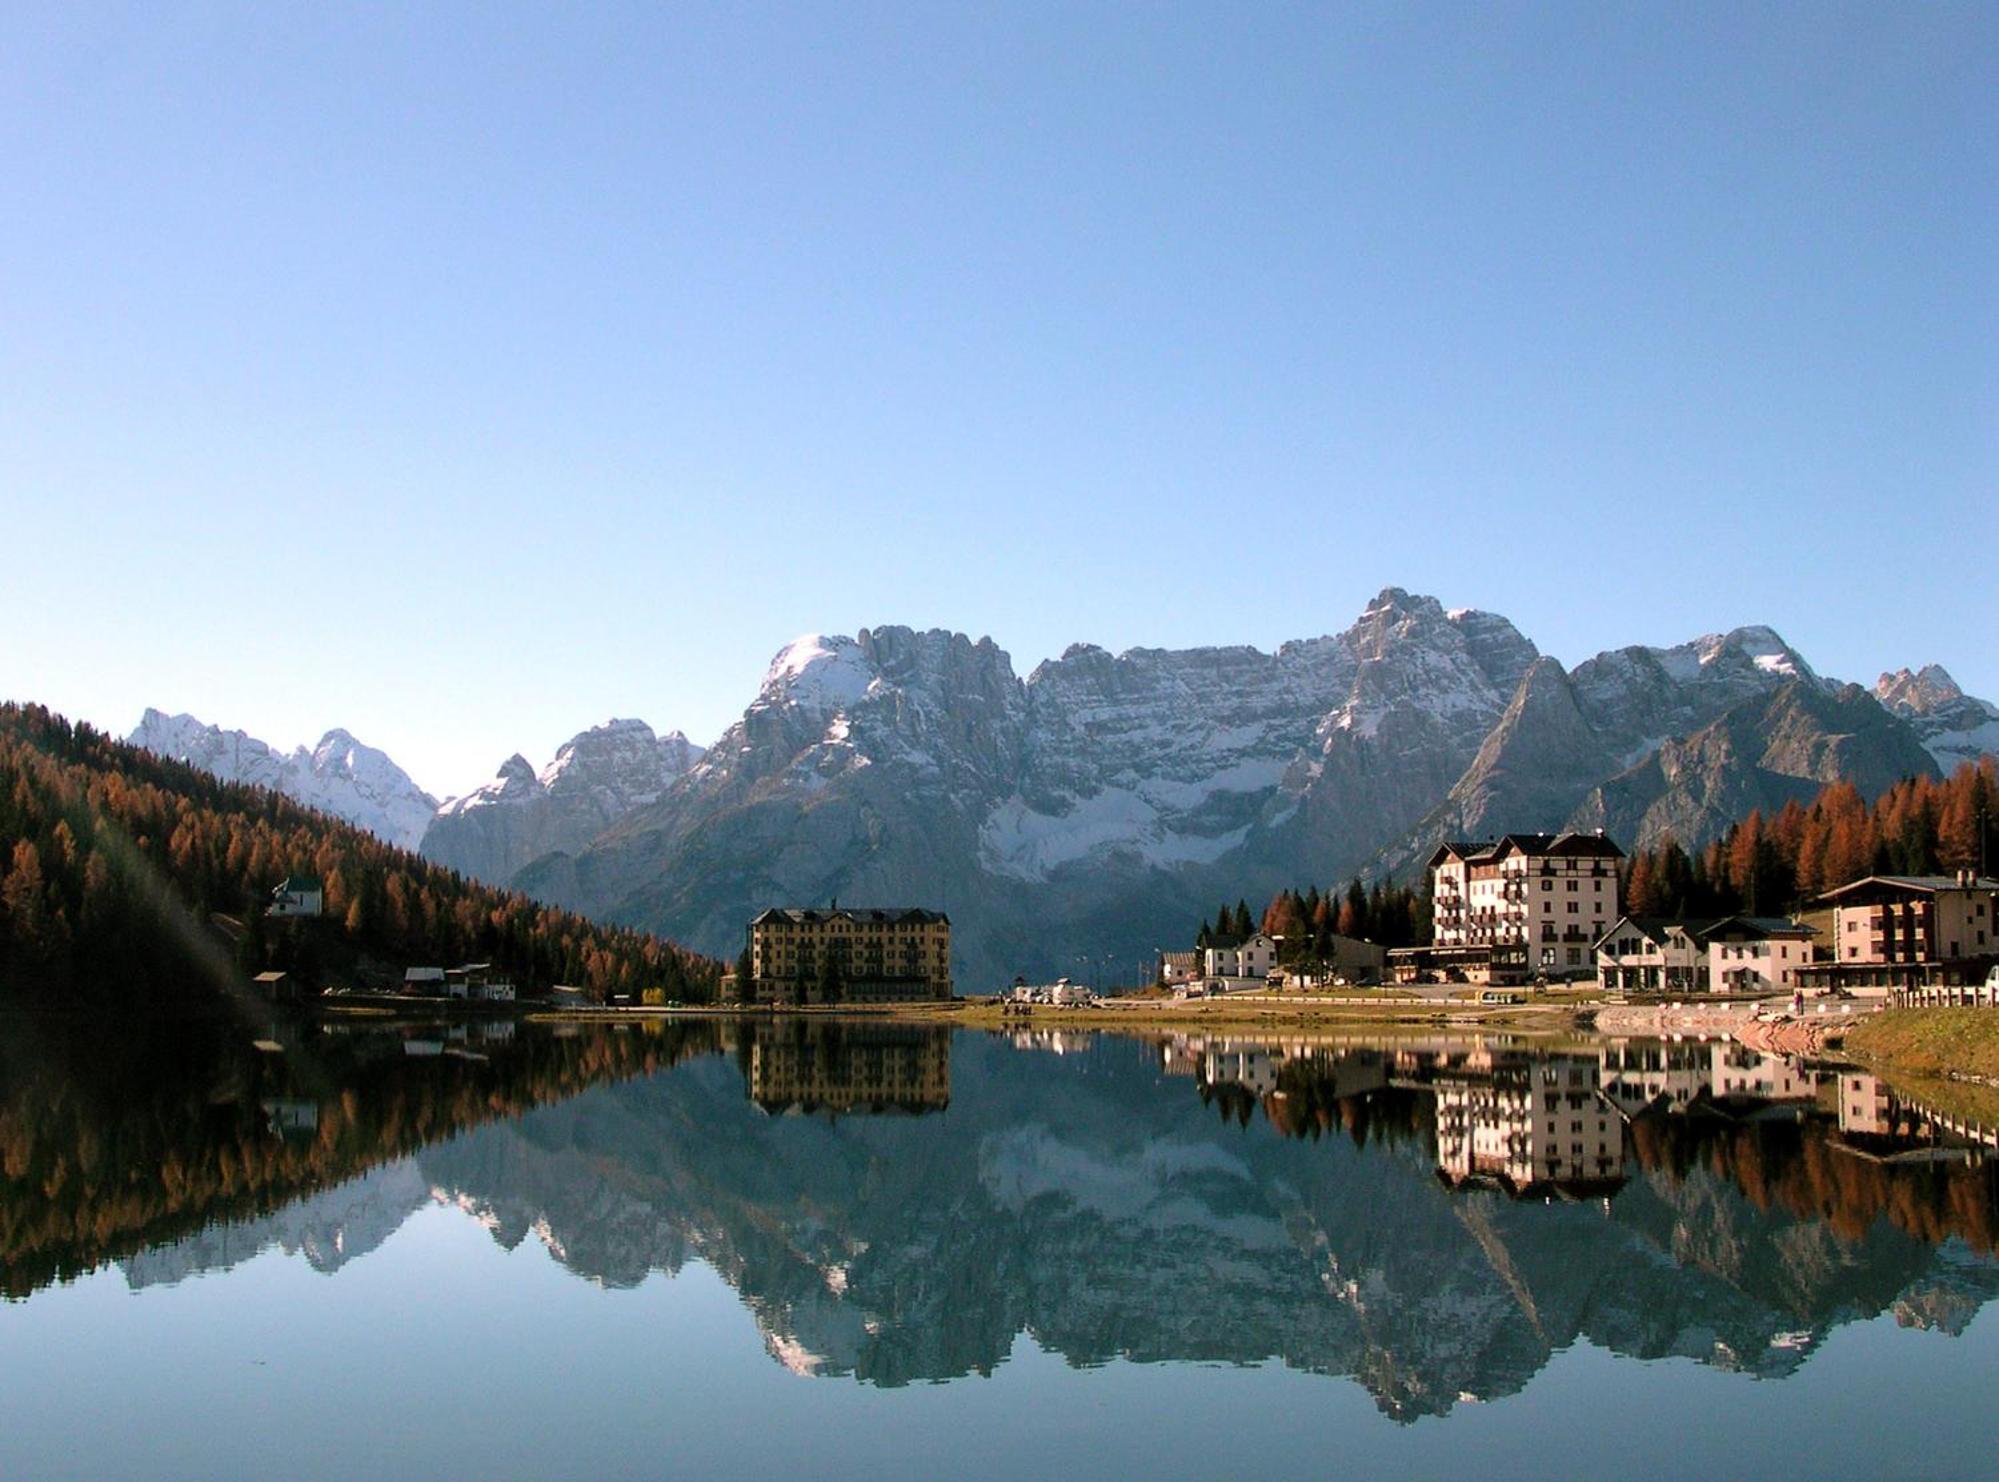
(1844, 1008, 1999, 1082)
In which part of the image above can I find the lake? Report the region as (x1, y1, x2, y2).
(3, 1012, 1997, 1480)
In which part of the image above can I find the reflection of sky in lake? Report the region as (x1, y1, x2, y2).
(4, 1025, 1999, 1479)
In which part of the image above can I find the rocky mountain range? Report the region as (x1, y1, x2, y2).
(129, 591, 1995, 988)
(127, 708, 440, 851)
(513, 591, 1987, 986)
(420, 718, 703, 885)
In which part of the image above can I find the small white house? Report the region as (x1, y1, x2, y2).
(1204, 933, 1278, 982)
(269, 874, 324, 918)
(404, 966, 446, 994)
(1703, 917, 1816, 995)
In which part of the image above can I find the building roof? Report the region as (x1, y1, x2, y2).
(1702, 915, 1816, 940)
(1595, 915, 1716, 948)
(1428, 831, 1624, 869)
(251, 970, 289, 982)
(274, 874, 322, 893)
(1817, 875, 1999, 904)
(404, 966, 446, 981)
(751, 906, 950, 926)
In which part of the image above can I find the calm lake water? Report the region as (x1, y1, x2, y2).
(4, 1012, 1998, 1480)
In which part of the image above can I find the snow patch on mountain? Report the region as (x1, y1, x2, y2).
(762, 635, 875, 711)
(980, 788, 1254, 881)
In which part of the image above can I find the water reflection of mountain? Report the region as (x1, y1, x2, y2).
(11, 1015, 1999, 1421)
(408, 1031, 1999, 1417)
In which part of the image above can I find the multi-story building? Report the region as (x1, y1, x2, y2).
(1798, 872, 1999, 996)
(1821, 873, 1997, 965)
(747, 905, 952, 1006)
(1395, 831, 1624, 984)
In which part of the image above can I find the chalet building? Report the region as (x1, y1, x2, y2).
(1158, 951, 1201, 987)
(1595, 914, 1815, 995)
(747, 905, 952, 1006)
(1703, 916, 1815, 994)
(1797, 871, 1999, 997)
(1278, 932, 1388, 986)
(445, 963, 516, 1001)
(403, 966, 446, 994)
(1204, 932, 1278, 983)
(1594, 917, 1711, 994)
(1391, 831, 1623, 985)
(268, 874, 323, 918)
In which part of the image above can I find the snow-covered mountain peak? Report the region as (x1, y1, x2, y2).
(127, 710, 437, 850)
(1686, 625, 1812, 680)
(762, 634, 875, 710)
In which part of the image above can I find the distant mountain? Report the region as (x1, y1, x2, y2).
(1876, 665, 1999, 772)
(124, 596, 1995, 989)
(419, 719, 703, 885)
(128, 708, 438, 850)
(514, 593, 1989, 987)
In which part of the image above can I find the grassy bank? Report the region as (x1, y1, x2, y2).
(1843, 1008, 1999, 1083)
(874, 994, 1596, 1036)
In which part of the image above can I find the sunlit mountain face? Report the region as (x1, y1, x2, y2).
(7, 1014, 1997, 1426)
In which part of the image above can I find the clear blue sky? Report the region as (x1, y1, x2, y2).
(4, 3, 1993, 798)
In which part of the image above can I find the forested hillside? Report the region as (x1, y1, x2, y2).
(0, 704, 718, 1002)
(1619, 759, 1998, 919)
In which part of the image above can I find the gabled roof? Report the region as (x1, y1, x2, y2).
(1428, 840, 1488, 868)
(1431, 831, 1624, 868)
(1817, 875, 1999, 904)
(1701, 915, 1815, 941)
(274, 874, 322, 893)
(1594, 915, 1719, 950)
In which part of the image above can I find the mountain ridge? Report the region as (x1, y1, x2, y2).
(127, 591, 1996, 988)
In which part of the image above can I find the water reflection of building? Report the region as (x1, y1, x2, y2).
(1434, 1052, 1625, 1198)
(1598, 1041, 1817, 1118)
(747, 1024, 951, 1117)
(1008, 1030, 1097, 1055)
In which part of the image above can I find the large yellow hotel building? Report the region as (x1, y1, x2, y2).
(747, 905, 953, 1005)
